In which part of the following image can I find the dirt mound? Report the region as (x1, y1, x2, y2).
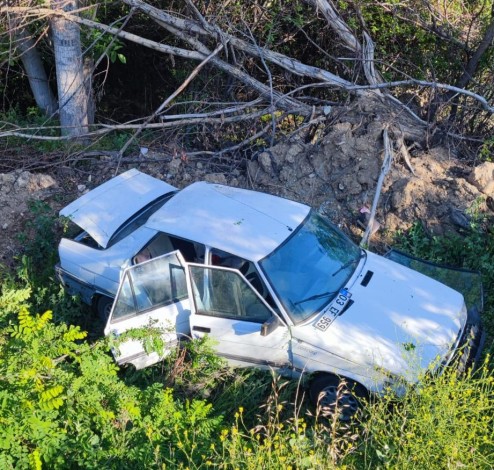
(244, 122, 492, 244)
(2, 121, 493, 268)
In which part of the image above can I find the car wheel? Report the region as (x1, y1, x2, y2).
(310, 375, 367, 422)
(96, 296, 114, 322)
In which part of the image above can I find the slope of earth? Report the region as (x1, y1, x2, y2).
(245, 123, 494, 242)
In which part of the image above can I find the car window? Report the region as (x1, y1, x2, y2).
(64, 219, 101, 249)
(108, 192, 176, 248)
(210, 249, 278, 310)
(260, 211, 361, 323)
(189, 265, 271, 323)
(134, 233, 205, 265)
(170, 236, 205, 263)
(210, 248, 249, 272)
(111, 253, 187, 322)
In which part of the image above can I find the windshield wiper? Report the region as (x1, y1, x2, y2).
(293, 290, 337, 306)
(332, 252, 366, 277)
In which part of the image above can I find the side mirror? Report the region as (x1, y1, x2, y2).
(260, 315, 280, 336)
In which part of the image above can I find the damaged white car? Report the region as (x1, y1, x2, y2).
(56, 169, 484, 418)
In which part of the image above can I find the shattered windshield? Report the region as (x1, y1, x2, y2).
(259, 211, 362, 323)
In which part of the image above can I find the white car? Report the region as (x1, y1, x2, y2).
(57, 169, 484, 418)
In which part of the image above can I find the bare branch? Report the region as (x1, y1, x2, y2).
(6, 7, 205, 60)
(151, 16, 308, 112)
(361, 127, 393, 247)
(309, 0, 362, 53)
(347, 80, 494, 114)
(123, 0, 353, 89)
(0, 106, 285, 140)
(456, 15, 494, 89)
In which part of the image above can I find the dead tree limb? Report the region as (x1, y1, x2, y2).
(14, 4, 494, 117)
(123, 0, 354, 89)
(6, 7, 206, 60)
(361, 127, 394, 247)
(310, 0, 362, 53)
(0, 106, 281, 140)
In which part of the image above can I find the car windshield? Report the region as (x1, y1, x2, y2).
(259, 211, 362, 323)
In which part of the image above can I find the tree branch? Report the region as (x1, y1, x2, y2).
(361, 127, 393, 247)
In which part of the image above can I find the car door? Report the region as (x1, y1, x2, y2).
(186, 263, 292, 372)
(104, 251, 190, 369)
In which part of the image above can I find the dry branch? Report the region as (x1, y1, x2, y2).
(361, 127, 394, 247)
(6, 7, 206, 61)
(11, 4, 494, 117)
(0, 106, 284, 140)
(310, 0, 362, 53)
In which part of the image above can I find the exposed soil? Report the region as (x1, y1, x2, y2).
(2, 116, 494, 270)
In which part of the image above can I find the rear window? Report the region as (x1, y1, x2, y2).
(63, 219, 101, 249)
(107, 192, 177, 247)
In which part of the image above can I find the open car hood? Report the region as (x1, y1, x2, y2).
(60, 169, 176, 248)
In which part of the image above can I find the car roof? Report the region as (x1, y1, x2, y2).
(60, 169, 177, 248)
(145, 182, 310, 262)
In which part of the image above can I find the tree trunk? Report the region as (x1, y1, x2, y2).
(9, 15, 57, 116)
(50, 0, 89, 136)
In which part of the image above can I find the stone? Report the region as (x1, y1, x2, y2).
(168, 158, 182, 175)
(14, 171, 30, 190)
(0, 173, 15, 185)
(204, 173, 227, 185)
(27, 174, 57, 192)
(285, 143, 304, 164)
(468, 162, 494, 196)
(258, 152, 273, 173)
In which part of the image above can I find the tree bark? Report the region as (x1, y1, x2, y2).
(8, 14, 57, 116)
(50, 0, 89, 136)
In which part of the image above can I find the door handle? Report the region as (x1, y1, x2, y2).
(193, 325, 211, 333)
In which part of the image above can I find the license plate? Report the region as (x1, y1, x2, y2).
(314, 289, 351, 331)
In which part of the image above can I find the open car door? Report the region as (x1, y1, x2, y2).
(186, 264, 292, 372)
(104, 251, 190, 369)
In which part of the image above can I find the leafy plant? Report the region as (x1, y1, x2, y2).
(347, 359, 494, 468)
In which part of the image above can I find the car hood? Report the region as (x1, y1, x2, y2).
(297, 252, 466, 381)
(60, 169, 176, 248)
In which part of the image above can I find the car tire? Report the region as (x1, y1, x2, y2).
(310, 374, 367, 421)
(95, 295, 114, 322)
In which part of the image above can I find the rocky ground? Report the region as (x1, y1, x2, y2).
(1, 118, 494, 270)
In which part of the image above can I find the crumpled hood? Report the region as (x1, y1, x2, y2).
(297, 252, 467, 382)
